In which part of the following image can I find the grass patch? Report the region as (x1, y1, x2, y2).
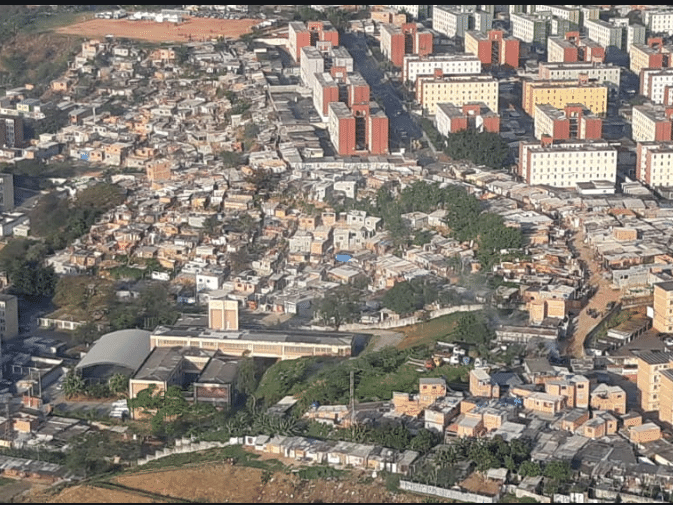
(296, 465, 345, 480)
(396, 312, 466, 349)
(131, 445, 286, 474)
(26, 11, 93, 33)
(0, 477, 15, 487)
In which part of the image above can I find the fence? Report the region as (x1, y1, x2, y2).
(311, 304, 484, 332)
(136, 437, 243, 466)
(399, 480, 499, 503)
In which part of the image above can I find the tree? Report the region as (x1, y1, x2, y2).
(543, 460, 572, 481)
(409, 429, 438, 453)
(108, 373, 129, 396)
(219, 150, 243, 168)
(73, 321, 101, 346)
(62, 369, 86, 399)
(316, 286, 361, 330)
(444, 129, 510, 169)
(237, 357, 258, 397)
(519, 460, 542, 477)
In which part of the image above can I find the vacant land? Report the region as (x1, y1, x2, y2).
(56, 17, 259, 43)
(34, 460, 427, 503)
(395, 312, 465, 349)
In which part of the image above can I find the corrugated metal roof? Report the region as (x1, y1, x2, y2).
(76, 329, 151, 373)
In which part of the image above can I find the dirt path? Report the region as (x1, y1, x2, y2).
(565, 229, 622, 358)
(367, 330, 405, 351)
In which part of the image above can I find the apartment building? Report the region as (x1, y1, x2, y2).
(385, 5, 431, 20)
(584, 18, 645, 52)
(630, 38, 673, 74)
(533, 5, 580, 26)
(435, 102, 499, 137)
(300, 46, 324, 89)
(632, 104, 673, 142)
(328, 100, 389, 156)
(534, 103, 602, 141)
(464, 29, 520, 69)
(416, 73, 498, 115)
(312, 72, 339, 120)
(637, 351, 673, 412)
(538, 62, 619, 96)
(0, 294, 18, 343)
(0, 174, 14, 213)
(545, 374, 589, 408)
(510, 12, 548, 44)
(644, 9, 673, 36)
(637, 142, 673, 188)
(432, 5, 471, 38)
(402, 54, 481, 86)
(547, 32, 605, 63)
(522, 78, 608, 118)
(380, 22, 433, 68)
(0, 115, 23, 149)
(288, 20, 339, 62)
(654, 282, 673, 333)
(640, 67, 673, 105)
(518, 138, 617, 187)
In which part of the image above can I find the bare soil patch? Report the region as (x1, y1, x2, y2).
(55, 17, 258, 43)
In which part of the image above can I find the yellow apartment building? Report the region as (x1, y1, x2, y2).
(522, 79, 608, 118)
(653, 281, 673, 333)
(416, 74, 498, 115)
(545, 374, 589, 409)
(637, 351, 673, 412)
(590, 384, 627, 415)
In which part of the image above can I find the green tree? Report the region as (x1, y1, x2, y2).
(543, 460, 572, 481)
(444, 130, 510, 169)
(62, 369, 86, 399)
(316, 285, 361, 330)
(409, 429, 438, 453)
(519, 460, 542, 477)
(237, 357, 258, 397)
(108, 373, 129, 396)
(73, 321, 101, 346)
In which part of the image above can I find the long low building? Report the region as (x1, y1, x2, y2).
(402, 54, 481, 86)
(151, 325, 355, 359)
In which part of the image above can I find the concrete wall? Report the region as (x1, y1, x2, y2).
(399, 480, 499, 503)
(312, 304, 484, 331)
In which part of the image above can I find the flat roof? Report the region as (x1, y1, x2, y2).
(134, 346, 212, 382)
(152, 326, 355, 347)
(196, 354, 239, 385)
(637, 351, 673, 365)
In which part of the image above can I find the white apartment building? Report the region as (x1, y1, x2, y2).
(644, 9, 673, 36)
(510, 12, 549, 44)
(0, 294, 18, 343)
(300, 46, 324, 90)
(637, 142, 673, 187)
(641, 68, 673, 105)
(402, 54, 481, 85)
(538, 62, 621, 92)
(631, 104, 673, 142)
(533, 5, 580, 26)
(432, 5, 471, 38)
(416, 74, 498, 115)
(584, 18, 645, 51)
(519, 140, 617, 187)
(584, 18, 622, 49)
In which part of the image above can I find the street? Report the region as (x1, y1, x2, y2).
(340, 32, 422, 149)
(564, 229, 622, 358)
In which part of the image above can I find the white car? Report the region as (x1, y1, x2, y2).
(665, 338, 673, 347)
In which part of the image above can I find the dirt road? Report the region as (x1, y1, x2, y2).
(565, 229, 622, 358)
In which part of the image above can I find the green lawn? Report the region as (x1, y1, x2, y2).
(26, 11, 93, 33)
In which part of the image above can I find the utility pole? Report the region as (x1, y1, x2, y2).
(350, 370, 355, 428)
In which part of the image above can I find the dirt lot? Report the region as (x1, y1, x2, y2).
(565, 229, 622, 358)
(33, 463, 428, 503)
(55, 17, 259, 43)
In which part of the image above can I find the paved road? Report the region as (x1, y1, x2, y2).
(341, 32, 422, 148)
